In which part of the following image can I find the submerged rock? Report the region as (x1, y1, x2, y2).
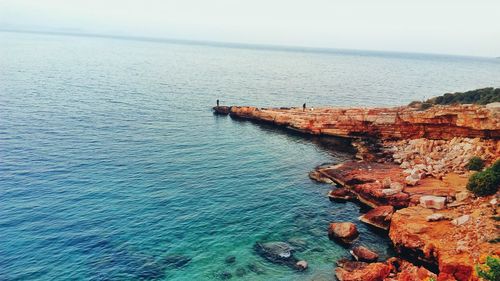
(217, 271, 232, 280)
(287, 237, 308, 251)
(246, 262, 266, 275)
(254, 241, 298, 267)
(224, 256, 236, 265)
(328, 222, 359, 244)
(235, 267, 247, 277)
(162, 254, 191, 268)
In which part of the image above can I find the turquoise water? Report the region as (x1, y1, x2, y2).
(1, 31, 500, 281)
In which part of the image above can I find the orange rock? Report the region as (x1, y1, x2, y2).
(226, 105, 500, 140)
(335, 259, 390, 281)
(328, 222, 359, 244)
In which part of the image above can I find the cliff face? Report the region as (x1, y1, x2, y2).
(218, 105, 500, 140)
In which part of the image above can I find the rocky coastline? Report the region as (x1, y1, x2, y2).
(214, 103, 499, 281)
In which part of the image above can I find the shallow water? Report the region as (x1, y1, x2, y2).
(1, 31, 500, 280)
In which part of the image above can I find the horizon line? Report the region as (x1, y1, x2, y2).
(0, 28, 496, 60)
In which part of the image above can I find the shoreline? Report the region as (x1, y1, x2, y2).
(214, 103, 499, 280)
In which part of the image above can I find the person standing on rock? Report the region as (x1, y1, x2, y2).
(217, 99, 220, 107)
(303, 103, 306, 112)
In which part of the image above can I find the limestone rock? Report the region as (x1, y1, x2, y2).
(451, 215, 470, 226)
(455, 191, 470, 202)
(425, 213, 450, 222)
(295, 260, 308, 271)
(419, 195, 446, 210)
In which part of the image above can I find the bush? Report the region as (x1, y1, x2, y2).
(475, 256, 500, 281)
(467, 156, 485, 171)
(426, 87, 500, 105)
(467, 160, 500, 196)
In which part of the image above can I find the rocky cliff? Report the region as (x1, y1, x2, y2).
(215, 104, 500, 140)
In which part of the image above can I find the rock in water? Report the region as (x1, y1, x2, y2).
(254, 241, 298, 268)
(350, 246, 379, 262)
(295, 260, 308, 271)
(328, 188, 356, 201)
(162, 254, 191, 268)
(235, 267, 247, 277)
(224, 256, 236, 264)
(328, 222, 359, 244)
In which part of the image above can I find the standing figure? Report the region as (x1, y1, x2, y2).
(302, 103, 306, 112)
(217, 99, 220, 107)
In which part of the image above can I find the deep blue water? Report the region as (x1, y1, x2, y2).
(1, 31, 500, 281)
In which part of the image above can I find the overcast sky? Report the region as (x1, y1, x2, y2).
(1, 0, 499, 57)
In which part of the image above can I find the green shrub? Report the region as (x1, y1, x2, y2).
(426, 87, 500, 105)
(475, 256, 500, 281)
(467, 156, 485, 171)
(491, 160, 500, 174)
(467, 169, 499, 196)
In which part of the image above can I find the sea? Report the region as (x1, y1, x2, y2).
(1, 31, 500, 281)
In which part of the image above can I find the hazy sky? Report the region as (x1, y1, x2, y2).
(1, 0, 499, 57)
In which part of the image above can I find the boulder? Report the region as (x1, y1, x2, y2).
(419, 195, 446, 210)
(451, 215, 470, 226)
(328, 222, 359, 243)
(389, 182, 404, 192)
(381, 189, 399, 196)
(295, 260, 308, 271)
(350, 246, 379, 262)
(425, 213, 450, 222)
(335, 259, 390, 281)
(359, 206, 394, 230)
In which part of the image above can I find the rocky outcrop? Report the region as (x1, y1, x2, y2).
(218, 105, 500, 140)
(335, 259, 391, 281)
(216, 103, 500, 280)
(359, 206, 394, 230)
(314, 161, 410, 208)
(389, 196, 499, 281)
(213, 106, 231, 115)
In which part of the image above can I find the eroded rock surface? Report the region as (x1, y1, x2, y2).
(221, 105, 500, 139)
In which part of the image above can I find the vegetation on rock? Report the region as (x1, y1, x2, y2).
(466, 160, 500, 196)
(475, 256, 500, 281)
(467, 156, 485, 171)
(428, 88, 500, 105)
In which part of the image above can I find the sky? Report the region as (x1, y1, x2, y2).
(0, 0, 499, 57)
